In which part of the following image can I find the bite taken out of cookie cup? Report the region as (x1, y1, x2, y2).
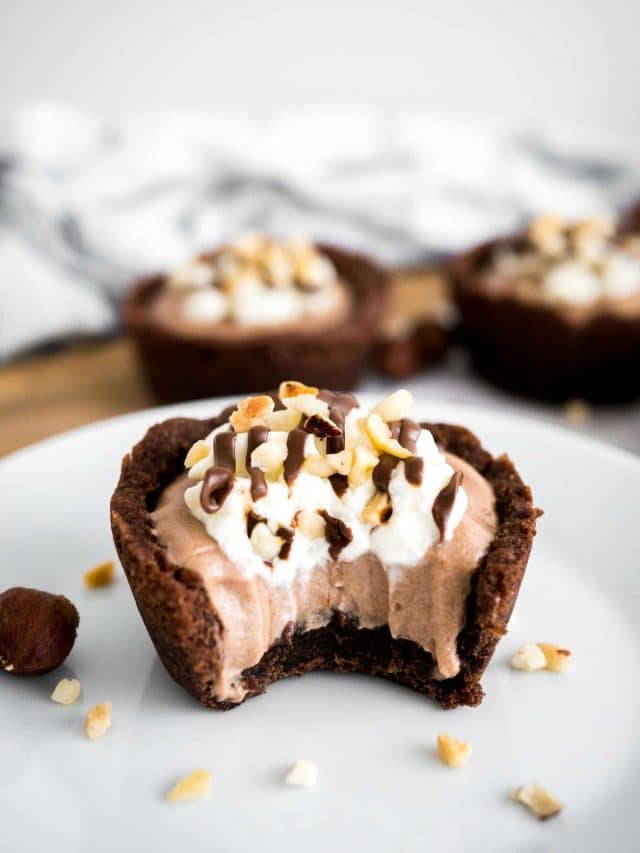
(110, 400, 539, 711)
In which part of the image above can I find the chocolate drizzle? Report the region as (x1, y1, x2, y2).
(404, 457, 424, 485)
(329, 473, 349, 498)
(200, 466, 234, 513)
(319, 510, 353, 560)
(276, 526, 294, 560)
(213, 430, 236, 471)
(372, 422, 402, 491)
(284, 429, 308, 486)
(318, 390, 359, 453)
(433, 471, 464, 542)
(303, 413, 342, 438)
(399, 419, 420, 454)
(246, 509, 267, 537)
(246, 426, 269, 501)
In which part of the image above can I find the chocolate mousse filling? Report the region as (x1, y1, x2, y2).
(111, 407, 539, 711)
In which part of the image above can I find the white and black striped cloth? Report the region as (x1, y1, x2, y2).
(2, 102, 639, 360)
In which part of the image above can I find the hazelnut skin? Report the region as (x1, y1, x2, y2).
(0, 587, 79, 675)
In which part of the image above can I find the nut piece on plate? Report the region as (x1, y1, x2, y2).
(372, 389, 413, 423)
(51, 677, 81, 705)
(512, 782, 563, 820)
(537, 643, 572, 673)
(436, 733, 472, 768)
(284, 759, 318, 788)
(510, 643, 547, 672)
(165, 769, 213, 803)
(0, 587, 79, 675)
(230, 395, 275, 432)
(85, 702, 112, 740)
(83, 561, 116, 589)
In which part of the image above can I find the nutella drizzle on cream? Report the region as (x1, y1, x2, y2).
(246, 509, 267, 537)
(284, 429, 308, 486)
(246, 426, 270, 501)
(318, 390, 358, 453)
(329, 473, 349, 498)
(213, 430, 236, 471)
(200, 467, 234, 513)
(276, 526, 294, 560)
(319, 510, 353, 559)
(433, 471, 464, 542)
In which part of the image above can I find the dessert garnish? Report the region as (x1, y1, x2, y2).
(436, 733, 472, 768)
(488, 213, 640, 305)
(85, 702, 112, 740)
(284, 759, 319, 788)
(166, 234, 346, 328)
(83, 560, 116, 588)
(512, 783, 563, 820)
(0, 587, 79, 675)
(181, 381, 467, 578)
(165, 770, 213, 803)
(511, 642, 572, 674)
(51, 678, 81, 706)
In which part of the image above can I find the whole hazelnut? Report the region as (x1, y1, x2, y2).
(0, 587, 79, 675)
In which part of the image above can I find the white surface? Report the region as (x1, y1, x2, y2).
(1, 395, 639, 852)
(3, 0, 640, 134)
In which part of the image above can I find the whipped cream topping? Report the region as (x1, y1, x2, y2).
(182, 384, 469, 584)
(166, 234, 345, 327)
(489, 213, 640, 306)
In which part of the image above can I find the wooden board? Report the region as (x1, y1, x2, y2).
(0, 337, 154, 456)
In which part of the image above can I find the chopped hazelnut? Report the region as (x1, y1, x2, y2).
(512, 783, 563, 820)
(510, 643, 547, 672)
(85, 702, 112, 740)
(295, 510, 326, 540)
(51, 677, 81, 706)
(278, 380, 319, 400)
(185, 439, 210, 468)
(229, 395, 275, 432)
(327, 449, 353, 476)
(250, 439, 288, 475)
(348, 445, 380, 487)
(250, 523, 284, 562)
(83, 561, 116, 589)
(537, 643, 572, 673)
(372, 389, 413, 423)
(365, 413, 412, 459)
(361, 491, 392, 527)
(436, 733, 472, 768)
(528, 214, 567, 257)
(165, 769, 213, 803)
(264, 409, 302, 432)
(303, 454, 338, 478)
(284, 759, 318, 788)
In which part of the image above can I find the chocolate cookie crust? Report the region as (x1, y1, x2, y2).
(123, 244, 387, 403)
(450, 237, 640, 403)
(110, 407, 538, 710)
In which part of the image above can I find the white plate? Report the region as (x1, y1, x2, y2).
(1, 396, 639, 853)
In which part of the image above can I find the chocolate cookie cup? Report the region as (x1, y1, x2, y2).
(110, 394, 538, 711)
(450, 217, 640, 403)
(123, 242, 387, 403)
